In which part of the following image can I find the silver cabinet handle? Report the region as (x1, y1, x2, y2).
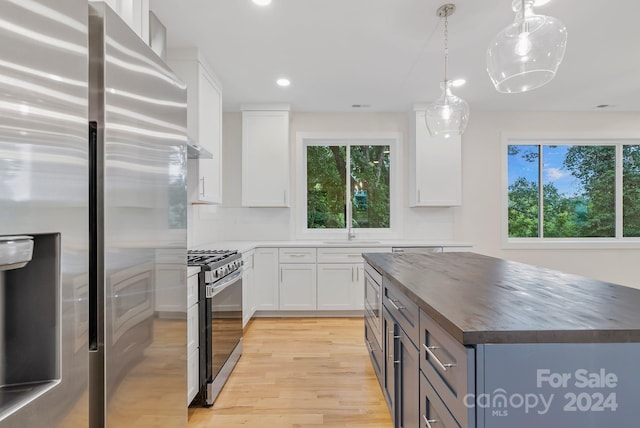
(423, 415, 438, 428)
(284, 189, 287, 205)
(387, 329, 396, 360)
(423, 344, 456, 372)
(200, 176, 205, 197)
(388, 298, 405, 311)
(418, 189, 421, 204)
(288, 254, 306, 257)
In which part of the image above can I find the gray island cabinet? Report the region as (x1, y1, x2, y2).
(363, 252, 640, 428)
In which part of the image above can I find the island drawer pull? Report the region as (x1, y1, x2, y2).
(388, 298, 405, 311)
(423, 344, 456, 372)
(423, 415, 438, 427)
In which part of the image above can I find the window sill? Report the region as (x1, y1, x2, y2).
(504, 238, 640, 250)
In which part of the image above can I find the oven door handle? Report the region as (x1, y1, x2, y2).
(206, 269, 242, 298)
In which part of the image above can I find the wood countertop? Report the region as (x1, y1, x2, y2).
(363, 252, 640, 345)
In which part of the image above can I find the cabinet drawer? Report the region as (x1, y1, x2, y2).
(317, 247, 391, 263)
(364, 316, 383, 388)
(279, 247, 316, 263)
(187, 273, 198, 308)
(420, 309, 474, 428)
(383, 279, 419, 347)
(420, 371, 461, 428)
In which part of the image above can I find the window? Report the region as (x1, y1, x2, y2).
(506, 138, 640, 244)
(297, 133, 399, 238)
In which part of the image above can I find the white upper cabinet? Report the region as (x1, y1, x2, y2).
(91, 0, 149, 43)
(241, 105, 290, 207)
(168, 50, 223, 204)
(409, 107, 462, 207)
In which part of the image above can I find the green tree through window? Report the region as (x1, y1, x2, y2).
(507, 143, 640, 239)
(307, 144, 390, 229)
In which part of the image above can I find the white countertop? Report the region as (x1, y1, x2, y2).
(187, 266, 201, 277)
(191, 240, 473, 254)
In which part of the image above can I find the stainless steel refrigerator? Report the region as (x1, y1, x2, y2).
(0, 1, 188, 427)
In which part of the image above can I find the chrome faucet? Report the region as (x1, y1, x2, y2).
(347, 226, 356, 240)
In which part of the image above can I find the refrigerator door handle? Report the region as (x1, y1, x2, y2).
(89, 121, 98, 351)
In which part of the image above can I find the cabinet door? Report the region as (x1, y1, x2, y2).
(242, 110, 290, 207)
(197, 68, 222, 203)
(354, 264, 365, 310)
(398, 332, 420, 428)
(242, 251, 255, 327)
(279, 263, 317, 310)
(317, 263, 356, 310)
(410, 110, 461, 207)
(383, 308, 397, 421)
(254, 248, 279, 310)
(187, 348, 199, 404)
(167, 56, 223, 204)
(187, 304, 199, 352)
(155, 263, 186, 313)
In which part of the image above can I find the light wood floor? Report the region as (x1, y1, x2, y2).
(188, 318, 393, 428)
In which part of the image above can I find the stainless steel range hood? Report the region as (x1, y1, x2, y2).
(187, 139, 213, 159)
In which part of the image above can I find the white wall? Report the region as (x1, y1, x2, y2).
(214, 111, 456, 241)
(456, 111, 640, 289)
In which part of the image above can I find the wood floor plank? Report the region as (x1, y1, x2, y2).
(188, 318, 392, 428)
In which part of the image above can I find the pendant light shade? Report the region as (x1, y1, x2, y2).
(425, 4, 469, 138)
(486, 0, 567, 93)
(425, 80, 469, 139)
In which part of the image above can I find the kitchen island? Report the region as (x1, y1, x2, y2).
(363, 252, 640, 428)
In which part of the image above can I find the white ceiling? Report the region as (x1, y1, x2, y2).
(148, 0, 640, 113)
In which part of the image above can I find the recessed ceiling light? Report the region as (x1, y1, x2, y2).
(451, 79, 466, 87)
(276, 78, 290, 87)
(252, 0, 272, 6)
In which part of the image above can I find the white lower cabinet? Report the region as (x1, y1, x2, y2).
(316, 263, 361, 310)
(316, 247, 390, 311)
(254, 248, 279, 310)
(279, 264, 317, 310)
(249, 245, 466, 315)
(186, 271, 199, 404)
(242, 250, 255, 327)
(355, 265, 365, 309)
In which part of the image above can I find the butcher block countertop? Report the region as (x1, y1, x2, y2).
(363, 252, 640, 345)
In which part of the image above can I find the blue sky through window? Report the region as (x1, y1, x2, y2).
(508, 145, 583, 197)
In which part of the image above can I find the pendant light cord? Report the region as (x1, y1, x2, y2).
(443, 9, 449, 83)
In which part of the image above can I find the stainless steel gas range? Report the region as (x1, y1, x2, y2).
(187, 250, 243, 406)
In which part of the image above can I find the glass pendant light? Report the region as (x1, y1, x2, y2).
(425, 4, 469, 139)
(486, 0, 567, 93)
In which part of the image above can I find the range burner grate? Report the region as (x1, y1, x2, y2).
(187, 250, 238, 266)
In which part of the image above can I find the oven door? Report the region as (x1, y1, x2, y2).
(209, 269, 243, 381)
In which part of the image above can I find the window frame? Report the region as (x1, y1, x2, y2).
(296, 132, 402, 240)
(502, 133, 640, 249)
